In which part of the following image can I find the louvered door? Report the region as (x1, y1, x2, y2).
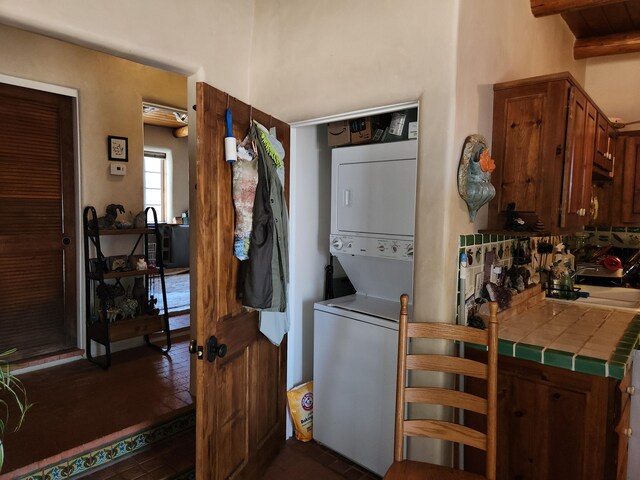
(0, 83, 76, 360)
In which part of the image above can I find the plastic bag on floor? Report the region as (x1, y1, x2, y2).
(287, 381, 313, 442)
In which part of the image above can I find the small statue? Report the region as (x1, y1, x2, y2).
(504, 203, 526, 231)
(132, 277, 147, 315)
(97, 204, 125, 229)
(119, 298, 138, 319)
(107, 307, 121, 322)
(136, 258, 148, 271)
(133, 210, 147, 229)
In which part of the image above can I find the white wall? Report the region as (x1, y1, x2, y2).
(289, 124, 332, 388)
(585, 53, 640, 128)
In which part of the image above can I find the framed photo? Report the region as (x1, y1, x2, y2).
(108, 135, 128, 161)
(109, 255, 129, 272)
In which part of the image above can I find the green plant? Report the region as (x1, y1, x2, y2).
(0, 349, 32, 471)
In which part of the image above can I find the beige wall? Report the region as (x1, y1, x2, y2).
(585, 53, 640, 129)
(0, 24, 187, 217)
(0, 0, 253, 99)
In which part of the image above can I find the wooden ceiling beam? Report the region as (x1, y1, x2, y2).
(574, 29, 640, 57)
(531, 0, 627, 17)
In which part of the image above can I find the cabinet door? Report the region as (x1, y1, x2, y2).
(562, 89, 595, 229)
(595, 113, 614, 175)
(464, 351, 616, 480)
(489, 81, 568, 231)
(621, 136, 640, 224)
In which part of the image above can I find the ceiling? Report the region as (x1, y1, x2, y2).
(531, 0, 640, 58)
(142, 104, 188, 138)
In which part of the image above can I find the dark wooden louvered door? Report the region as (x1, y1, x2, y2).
(0, 83, 76, 360)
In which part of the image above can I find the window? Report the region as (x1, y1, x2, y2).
(144, 150, 166, 222)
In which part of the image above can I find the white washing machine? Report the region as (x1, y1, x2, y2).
(313, 294, 401, 476)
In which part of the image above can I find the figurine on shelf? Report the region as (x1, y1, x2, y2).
(119, 298, 138, 319)
(133, 210, 147, 229)
(504, 202, 526, 231)
(97, 204, 125, 230)
(136, 258, 147, 271)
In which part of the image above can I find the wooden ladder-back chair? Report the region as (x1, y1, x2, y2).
(384, 294, 499, 480)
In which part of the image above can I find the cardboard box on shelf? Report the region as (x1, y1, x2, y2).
(327, 120, 351, 147)
(350, 117, 373, 144)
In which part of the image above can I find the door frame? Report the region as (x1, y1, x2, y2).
(0, 73, 84, 368)
(287, 100, 419, 436)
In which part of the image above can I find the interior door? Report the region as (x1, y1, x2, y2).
(194, 82, 289, 479)
(0, 82, 76, 360)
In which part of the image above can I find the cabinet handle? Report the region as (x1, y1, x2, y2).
(627, 385, 636, 395)
(623, 427, 633, 437)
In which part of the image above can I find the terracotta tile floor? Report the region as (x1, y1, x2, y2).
(1, 338, 193, 478)
(2, 325, 381, 480)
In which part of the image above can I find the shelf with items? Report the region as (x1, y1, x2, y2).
(83, 205, 170, 368)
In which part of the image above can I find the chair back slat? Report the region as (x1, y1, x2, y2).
(408, 322, 488, 345)
(404, 387, 487, 415)
(390, 295, 499, 480)
(403, 419, 487, 451)
(406, 354, 487, 380)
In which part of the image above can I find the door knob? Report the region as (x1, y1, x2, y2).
(189, 339, 204, 360)
(207, 336, 227, 362)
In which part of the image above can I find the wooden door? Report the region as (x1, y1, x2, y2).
(0, 83, 76, 361)
(621, 135, 640, 224)
(562, 88, 595, 229)
(194, 82, 289, 479)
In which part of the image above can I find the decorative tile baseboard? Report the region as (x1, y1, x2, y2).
(20, 410, 195, 480)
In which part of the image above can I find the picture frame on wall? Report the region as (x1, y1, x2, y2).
(108, 135, 128, 161)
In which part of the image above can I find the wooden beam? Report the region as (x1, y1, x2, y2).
(530, 0, 627, 17)
(574, 30, 640, 58)
(173, 125, 189, 138)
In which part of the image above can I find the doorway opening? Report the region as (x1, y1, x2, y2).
(143, 102, 191, 324)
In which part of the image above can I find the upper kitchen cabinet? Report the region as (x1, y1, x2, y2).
(487, 73, 597, 234)
(594, 112, 615, 178)
(618, 133, 640, 225)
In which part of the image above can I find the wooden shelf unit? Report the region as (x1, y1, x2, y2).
(83, 206, 171, 368)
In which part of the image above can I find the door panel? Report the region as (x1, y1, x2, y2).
(194, 82, 288, 479)
(622, 136, 640, 224)
(0, 83, 76, 360)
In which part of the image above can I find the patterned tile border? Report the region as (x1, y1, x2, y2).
(18, 410, 196, 480)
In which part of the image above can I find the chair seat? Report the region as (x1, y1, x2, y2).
(384, 460, 487, 480)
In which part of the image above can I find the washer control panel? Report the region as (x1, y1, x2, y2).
(330, 235, 413, 261)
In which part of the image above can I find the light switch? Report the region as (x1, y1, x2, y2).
(110, 163, 126, 176)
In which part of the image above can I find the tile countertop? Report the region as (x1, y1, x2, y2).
(477, 286, 640, 380)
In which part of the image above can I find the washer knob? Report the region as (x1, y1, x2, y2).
(406, 244, 414, 257)
(331, 238, 343, 250)
(378, 244, 385, 252)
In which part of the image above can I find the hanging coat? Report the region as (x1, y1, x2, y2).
(240, 122, 288, 313)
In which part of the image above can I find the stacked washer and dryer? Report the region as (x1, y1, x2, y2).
(313, 139, 417, 476)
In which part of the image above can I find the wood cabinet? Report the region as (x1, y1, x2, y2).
(464, 350, 630, 479)
(83, 206, 170, 368)
(488, 73, 602, 234)
(620, 134, 640, 225)
(562, 89, 596, 229)
(595, 112, 615, 177)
